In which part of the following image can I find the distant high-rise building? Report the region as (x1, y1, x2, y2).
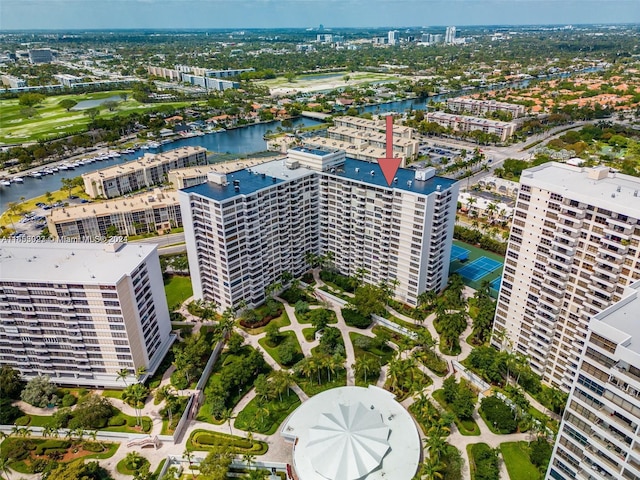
(388, 30, 399, 46)
(28, 48, 53, 64)
(492, 163, 640, 392)
(445, 26, 456, 44)
(546, 280, 640, 480)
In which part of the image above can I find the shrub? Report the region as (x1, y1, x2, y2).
(341, 308, 371, 328)
(0, 398, 23, 424)
(470, 443, 500, 480)
(35, 440, 71, 455)
(20, 375, 58, 408)
(61, 394, 77, 407)
(0, 438, 31, 461)
(83, 442, 105, 452)
(170, 370, 189, 390)
(107, 415, 126, 427)
(14, 415, 31, 426)
(530, 437, 553, 469)
(480, 396, 518, 434)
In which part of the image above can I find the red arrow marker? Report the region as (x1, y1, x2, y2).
(378, 115, 402, 186)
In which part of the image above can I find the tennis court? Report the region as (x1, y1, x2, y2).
(456, 256, 502, 282)
(450, 244, 470, 262)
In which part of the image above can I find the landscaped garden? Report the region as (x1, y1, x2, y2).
(187, 429, 268, 455)
(0, 436, 119, 475)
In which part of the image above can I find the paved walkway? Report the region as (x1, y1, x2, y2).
(3, 281, 547, 480)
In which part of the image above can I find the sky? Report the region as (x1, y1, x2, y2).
(1, 0, 639, 31)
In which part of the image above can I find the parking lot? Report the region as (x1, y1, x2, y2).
(10, 197, 92, 238)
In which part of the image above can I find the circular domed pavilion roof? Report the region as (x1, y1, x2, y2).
(307, 402, 391, 480)
(281, 386, 421, 480)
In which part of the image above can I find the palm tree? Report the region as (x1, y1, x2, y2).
(183, 450, 197, 479)
(242, 452, 256, 468)
(135, 366, 148, 383)
(122, 383, 149, 426)
(270, 370, 294, 401)
(421, 459, 444, 480)
(0, 456, 13, 480)
(220, 408, 235, 435)
(116, 368, 130, 387)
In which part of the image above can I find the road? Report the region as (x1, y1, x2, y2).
(425, 120, 593, 189)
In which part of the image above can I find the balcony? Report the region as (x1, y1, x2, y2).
(607, 216, 634, 231)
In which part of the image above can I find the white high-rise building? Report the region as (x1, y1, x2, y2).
(547, 281, 640, 480)
(492, 163, 640, 391)
(0, 241, 174, 388)
(445, 26, 456, 44)
(388, 30, 399, 46)
(180, 147, 459, 311)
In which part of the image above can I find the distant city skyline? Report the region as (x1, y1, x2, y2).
(2, 0, 639, 31)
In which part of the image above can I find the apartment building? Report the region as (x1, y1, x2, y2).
(82, 146, 207, 199)
(0, 241, 173, 388)
(492, 163, 640, 391)
(327, 125, 419, 162)
(180, 147, 459, 311)
(303, 136, 393, 164)
(425, 112, 517, 141)
(53, 73, 82, 87)
(180, 74, 239, 91)
(1, 74, 26, 88)
(47, 190, 182, 240)
(168, 157, 280, 189)
(547, 281, 640, 480)
(147, 66, 182, 81)
(446, 98, 526, 118)
(333, 116, 415, 139)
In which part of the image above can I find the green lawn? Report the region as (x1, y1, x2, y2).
(467, 443, 497, 480)
(101, 389, 124, 399)
(234, 392, 301, 434)
(302, 327, 317, 342)
(295, 307, 337, 325)
(500, 442, 542, 480)
(116, 456, 150, 475)
(0, 91, 200, 144)
(164, 274, 193, 310)
(258, 330, 303, 368)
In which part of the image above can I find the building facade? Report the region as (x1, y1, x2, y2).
(425, 112, 517, 141)
(28, 48, 53, 64)
(0, 241, 173, 388)
(180, 148, 459, 311)
(47, 190, 182, 240)
(547, 281, 640, 480)
(83, 146, 207, 198)
(446, 98, 526, 118)
(492, 163, 640, 391)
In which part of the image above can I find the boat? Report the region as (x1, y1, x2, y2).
(109, 151, 121, 157)
(43, 169, 54, 175)
(13, 177, 24, 183)
(140, 145, 150, 150)
(51, 167, 59, 172)
(0, 180, 11, 186)
(71, 162, 81, 168)
(147, 141, 161, 148)
(76, 160, 85, 166)
(31, 172, 42, 178)
(59, 164, 70, 171)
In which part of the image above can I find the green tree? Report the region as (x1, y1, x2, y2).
(199, 446, 233, 480)
(0, 365, 23, 399)
(122, 383, 149, 426)
(18, 92, 45, 107)
(58, 99, 78, 111)
(348, 284, 385, 318)
(20, 375, 58, 407)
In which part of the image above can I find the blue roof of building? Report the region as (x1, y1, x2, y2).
(182, 158, 457, 202)
(182, 166, 286, 202)
(335, 158, 457, 195)
(289, 146, 334, 157)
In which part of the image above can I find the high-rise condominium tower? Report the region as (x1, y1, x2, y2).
(492, 163, 640, 391)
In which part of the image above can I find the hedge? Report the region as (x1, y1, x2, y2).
(189, 430, 268, 455)
(341, 308, 371, 329)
